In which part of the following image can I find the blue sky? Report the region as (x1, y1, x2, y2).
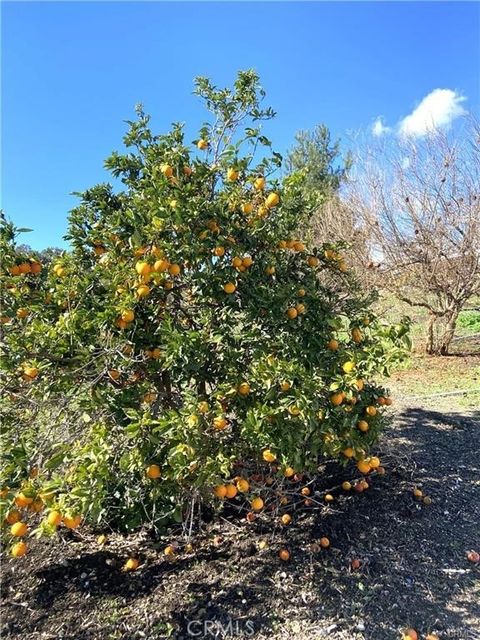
(2, 1, 479, 249)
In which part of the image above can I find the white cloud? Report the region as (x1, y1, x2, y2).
(372, 117, 391, 136)
(398, 89, 466, 137)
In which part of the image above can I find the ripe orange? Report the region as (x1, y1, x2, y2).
(108, 369, 121, 380)
(160, 163, 173, 177)
(168, 263, 181, 276)
(357, 460, 371, 474)
(342, 447, 355, 458)
(295, 303, 306, 314)
(425, 635, 439, 640)
(10, 522, 28, 537)
(350, 558, 361, 571)
(354, 379, 364, 391)
(327, 339, 339, 351)
(143, 392, 157, 404)
(213, 246, 225, 257)
(288, 405, 300, 416)
(183, 165, 193, 176)
(153, 259, 169, 272)
(47, 510, 62, 526)
(404, 629, 418, 640)
(30, 262, 42, 274)
(246, 511, 256, 523)
(214, 485, 227, 498)
(63, 515, 81, 529)
(262, 449, 276, 463)
(16, 308, 29, 319)
(330, 392, 344, 406)
(225, 484, 237, 499)
(283, 466, 295, 478)
(377, 396, 386, 405)
(286, 307, 298, 319)
(320, 537, 330, 548)
(136, 284, 150, 297)
(124, 558, 139, 571)
(376, 466, 386, 475)
(241, 202, 253, 214)
(227, 168, 239, 181)
(254, 176, 265, 190)
(265, 192, 280, 208)
(307, 256, 319, 267)
(281, 514, 292, 525)
(413, 488, 423, 499)
(238, 382, 251, 396)
(242, 256, 253, 268)
(279, 548, 290, 561)
(324, 494, 334, 502)
(121, 309, 135, 323)
(198, 400, 209, 414)
(369, 456, 381, 469)
(423, 496, 432, 505)
(15, 493, 33, 507)
(164, 544, 176, 557)
(342, 361, 355, 374)
(351, 328, 362, 343)
(97, 534, 107, 545)
(135, 261, 151, 276)
(213, 416, 228, 430)
(223, 282, 236, 294)
(9, 265, 20, 276)
(146, 464, 161, 479)
(18, 262, 31, 274)
(280, 381, 291, 392)
(11, 542, 27, 558)
(197, 139, 208, 150)
(357, 420, 369, 432)
(342, 481, 352, 491)
(236, 478, 250, 493)
(301, 487, 311, 496)
(250, 497, 264, 512)
(384, 397, 393, 406)
(365, 406, 377, 417)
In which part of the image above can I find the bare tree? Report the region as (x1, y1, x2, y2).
(345, 117, 480, 354)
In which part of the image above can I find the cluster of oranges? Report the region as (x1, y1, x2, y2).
(3, 486, 82, 557)
(8, 260, 42, 276)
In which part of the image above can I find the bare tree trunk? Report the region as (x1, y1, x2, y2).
(438, 306, 461, 355)
(425, 314, 436, 355)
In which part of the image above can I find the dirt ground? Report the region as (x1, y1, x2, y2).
(1, 393, 479, 640)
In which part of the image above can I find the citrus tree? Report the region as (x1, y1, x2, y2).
(0, 71, 410, 556)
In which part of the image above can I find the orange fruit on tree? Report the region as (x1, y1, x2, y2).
(320, 537, 330, 548)
(350, 558, 361, 571)
(307, 256, 319, 267)
(213, 246, 225, 257)
(136, 284, 150, 297)
(467, 550, 480, 563)
(351, 328, 362, 343)
(295, 303, 306, 314)
(342, 361, 355, 374)
(250, 497, 264, 511)
(121, 309, 135, 323)
(286, 307, 298, 319)
(225, 484, 237, 499)
(241, 202, 253, 214)
(242, 256, 253, 267)
(288, 405, 300, 416)
(254, 176, 265, 190)
(214, 485, 227, 498)
(404, 629, 418, 640)
(197, 139, 208, 150)
(265, 192, 279, 208)
(47, 510, 62, 526)
(281, 514, 292, 525)
(168, 263, 181, 276)
(354, 379, 364, 391)
(283, 466, 295, 478)
(153, 259, 169, 272)
(97, 534, 107, 545)
(342, 447, 355, 458)
(342, 481, 352, 491)
(160, 163, 173, 178)
(135, 261, 151, 276)
(16, 308, 29, 319)
(324, 494, 334, 502)
(330, 392, 344, 406)
(223, 282, 236, 294)
(369, 456, 381, 469)
(236, 478, 250, 493)
(213, 416, 228, 430)
(227, 168, 239, 181)
(30, 261, 42, 274)
(11, 542, 28, 558)
(23, 366, 39, 380)
(366, 406, 377, 417)
(280, 381, 291, 392)
(279, 548, 290, 561)
(358, 420, 369, 432)
(301, 487, 311, 496)
(108, 369, 121, 380)
(238, 382, 251, 396)
(262, 449, 276, 463)
(63, 515, 82, 529)
(146, 464, 161, 479)
(357, 460, 371, 474)
(15, 493, 33, 508)
(164, 545, 176, 557)
(384, 397, 393, 406)
(10, 522, 28, 537)
(327, 339, 339, 351)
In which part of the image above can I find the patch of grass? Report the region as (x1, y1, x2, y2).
(457, 309, 480, 334)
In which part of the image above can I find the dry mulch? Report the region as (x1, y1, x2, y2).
(1, 403, 479, 640)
